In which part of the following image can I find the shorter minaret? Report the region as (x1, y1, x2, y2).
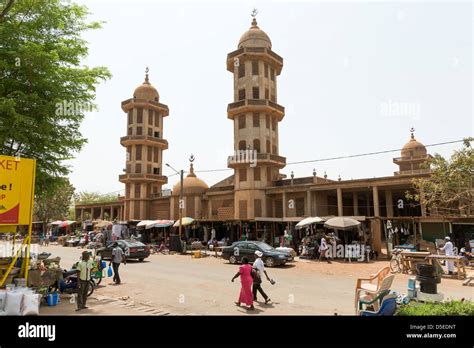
(119, 68, 169, 220)
(393, 128, 432, 175)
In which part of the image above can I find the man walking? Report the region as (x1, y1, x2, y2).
(252, 251, 271, 304)
(439, 236, 456, 275)
(319, 235, 332, 263)
(110, 243, 126, 284)
(75, 251, 93, 311)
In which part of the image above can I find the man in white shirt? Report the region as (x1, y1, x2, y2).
(439, 236, 455, 275)
(109, 243, 126, 284)
(252, 251, 271, 304)
(319, 235, 332, 264)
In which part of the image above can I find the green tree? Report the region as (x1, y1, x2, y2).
(0, 0, 111, 199)
(74, 191, 119, 205)
(407, 138, 474, 216)
(34, 177, 75, 233)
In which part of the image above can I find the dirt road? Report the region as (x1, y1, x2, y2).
(35, 244, 473, 315)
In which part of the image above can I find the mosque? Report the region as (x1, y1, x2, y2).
(74, 16, 472, 253)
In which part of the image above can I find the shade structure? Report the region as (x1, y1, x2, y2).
(137, 220, 155, 227)
(50, 220, 75, 228)
(95, 220, 112, 228)
(145, 220, 174, 229)
(296, 217, 325, 229)
(324, 217, 361, 231)
(172, 217, 194, 227)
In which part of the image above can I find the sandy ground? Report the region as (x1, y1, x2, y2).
(15, 243, 474, 315)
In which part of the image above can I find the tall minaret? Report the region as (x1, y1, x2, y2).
(227, 12, 286, 220)
(119, 68, 169, 220)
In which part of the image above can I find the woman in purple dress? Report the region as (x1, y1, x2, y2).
(231, 257, 255, 310)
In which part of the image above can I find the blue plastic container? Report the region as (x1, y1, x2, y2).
(47, 293, 59, 306)
(101, 261, 106, 269)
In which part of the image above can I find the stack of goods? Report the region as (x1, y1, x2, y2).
(0, 287, 41, 316)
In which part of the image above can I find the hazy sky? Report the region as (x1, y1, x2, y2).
(68, 0, 472, 195)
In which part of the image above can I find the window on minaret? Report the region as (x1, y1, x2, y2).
(272, 145, 277, 154)
(252, 61, 259, 75)
(238, 89, 245, 101)
(272, 118, 276, 131)
(252, 87, 259, 99)
(135, 163, 141, 174)
(128, 127, 132, 135)
(265, 114, 270, 129)
(270, 68, 275, 81)
(238, 114, 246, 129)
(264, 63, 268, 78)
(254, 199, 262, 217)
(239, 168, 247, 182)
(153, 167, 160, 175)
(137, 108, 143, 123)
(267, 167, 272, 181)
(136, 145, 142, 161)
(147, 164, 152, 174)
(253, 113, 259, 127)
(238, 140, 246, 150)
(128, 110, 133, 124)
(148, 110, 153, 125)
(254, 168, 261, 181)
(238, 63, 245, 78)
(147, 146, 152, 161)
(271, 94, 276, 102)
(266, 140, 270, 153)
(148, 128, 152, 136)
(153, 148, 158, 162)
(155, 113, 160, 127)
(134, 184, 141, 197)
(265, 89, 269, 99)
(136, 126, 142, 135)
(154, 131, 160, 138)
(253, 139, 260, 152)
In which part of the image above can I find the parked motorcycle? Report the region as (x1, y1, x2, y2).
(58, 269, 95, 297)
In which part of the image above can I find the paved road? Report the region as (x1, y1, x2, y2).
(33, 244, 473, 315)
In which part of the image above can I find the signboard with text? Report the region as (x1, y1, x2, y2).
(0, 155, 36, 225)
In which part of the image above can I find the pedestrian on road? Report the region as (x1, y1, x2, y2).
(75, 251, 93, 311)
(252, 251, 271, 304)
(319, 235, 332, 264)
(231, 257, 254, 310)
(109, 243, 126, 284)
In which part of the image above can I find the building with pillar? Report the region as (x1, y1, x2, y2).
(74, 15, 473, 254)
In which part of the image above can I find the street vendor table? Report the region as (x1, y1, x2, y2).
(400, 251, 431, 274)
(425, 255, 466, 280)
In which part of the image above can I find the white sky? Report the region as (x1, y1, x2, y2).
(67, 0, 473, 194)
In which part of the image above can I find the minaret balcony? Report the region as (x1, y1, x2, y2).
(121, 98, 169, 116)
(227, 152, 286, 169)
(227, 47, 283, 73)
(227, 99, 285, 121)
(393, 155, 431, 165)
(120, 135, 169, 149)
(119, 173, 168, 184)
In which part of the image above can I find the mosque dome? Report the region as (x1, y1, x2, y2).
(401, 130, 427, 158)
(133, 72, 159, 102)
(238, 18, 272, 49)
(172, 163, 209, 196)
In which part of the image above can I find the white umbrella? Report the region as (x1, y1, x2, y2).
(324, 217, 361, 231)
(296, 217, 325, 229)
(137, 220, 155, 227)
(145, 220, 174, 229)
(172, 217, 194, 227)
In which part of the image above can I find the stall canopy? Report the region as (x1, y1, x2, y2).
(137, 220, 155, 228)
(324, 217, 361, 231)
(94, 220, 112, 229)
(50, 220, 75, 228)
(173, 217, 194, 227)
(145, 220, 174, 229)
(296, 217, 325, 229)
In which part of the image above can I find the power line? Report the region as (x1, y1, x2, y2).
(192, 138, 469, 173)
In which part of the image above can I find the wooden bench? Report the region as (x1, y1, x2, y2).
(425, 255, 467, 280)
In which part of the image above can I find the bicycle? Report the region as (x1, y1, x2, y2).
(390, 248, 403, 273)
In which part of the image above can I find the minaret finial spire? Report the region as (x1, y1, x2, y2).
(145, 66, 150, 83)
(251, 8, 258, 26)
(410, 127, 415, 139)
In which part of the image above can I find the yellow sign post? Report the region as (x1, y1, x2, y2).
(0, 155, 36, 286)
